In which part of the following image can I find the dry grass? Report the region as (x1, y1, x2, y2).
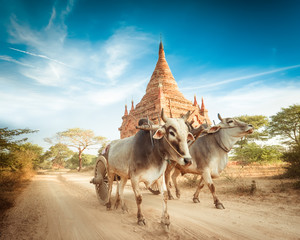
(178, 162, 300, 197)
(0, 169, 34, 219)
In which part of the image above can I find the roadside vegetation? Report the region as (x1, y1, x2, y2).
(0, 104, 299, 216)
(232, 104, 300, 181)
(0, 127, 106, 218)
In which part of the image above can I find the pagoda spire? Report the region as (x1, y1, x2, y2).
(201, 97, 205, 110)
(145, 40, 179, 94)
(159, 39, 165, 59)
(130, 100, 135, 112)
(124, 104, 128, 116)
(193, 95, 198, 106)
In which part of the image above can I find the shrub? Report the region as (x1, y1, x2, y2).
(232, 142, 283, 164)
(282, 146, 300, 178)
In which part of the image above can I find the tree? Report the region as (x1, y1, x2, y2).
(47, 128, 106, 171)
(268, 104, 300, 178)
(0, 128, 39, 170)
(10, 143, 44, 171)
(0, 128, 38, 151)
(65, 153, 97, 169)
(268, 104, 300, 147)
(42, 143, 74, 169)
(232, 142, 283, 164)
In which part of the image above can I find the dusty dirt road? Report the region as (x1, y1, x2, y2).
(1, 170, 299, 240)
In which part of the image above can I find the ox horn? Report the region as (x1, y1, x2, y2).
(136, 124, 160, 131)
(191, 124, 209, 138)
(161, 108, 169, 122)
(218, 113, 223, 121)
(182, 110, 191, 122)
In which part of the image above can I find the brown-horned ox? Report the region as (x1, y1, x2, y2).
(104, 109, 194, 230)
(165, 113, 254, 209)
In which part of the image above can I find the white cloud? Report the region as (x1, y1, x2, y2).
(0, 89, 72, 126)
(87, 78, 148, 106)
(9, 47, 70, 67)
(181, 65, 300, 91)
(0, 55, 33, 67)
(6, 9, 154, 88)
(186, 81, 300, 123)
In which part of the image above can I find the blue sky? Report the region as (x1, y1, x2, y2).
(1, 0, 299, 152)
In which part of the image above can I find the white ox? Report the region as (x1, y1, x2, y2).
(165, 113, 254, 209)
(105, 109, 194, 230)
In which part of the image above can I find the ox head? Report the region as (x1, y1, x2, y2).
(139, 109, 194, 166)
(209, 113, 254, 138)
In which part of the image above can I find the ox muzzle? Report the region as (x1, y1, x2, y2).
(183, 157, 192, 166)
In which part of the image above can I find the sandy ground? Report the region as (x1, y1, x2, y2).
(1, 169, 300, 240)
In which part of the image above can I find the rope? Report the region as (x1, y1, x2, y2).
(163, 135, 185, 159)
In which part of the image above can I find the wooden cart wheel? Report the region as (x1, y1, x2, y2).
(94, 156, 109, 205)
(148, 182, 161, 195)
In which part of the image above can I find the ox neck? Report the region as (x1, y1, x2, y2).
(213, 130, 236, 153)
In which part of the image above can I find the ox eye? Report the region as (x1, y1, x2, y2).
(227, 120, 234, 124)
(169, 131, 175, 137)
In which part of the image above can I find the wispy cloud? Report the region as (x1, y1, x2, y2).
(184, 81, 300, 123)
(182, 64, 300, 90)
(9, 47, 70, 67)
(6, 5, 154, 87)
(0, 55, 33, 67)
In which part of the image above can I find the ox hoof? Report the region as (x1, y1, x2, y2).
(161, 213, 170, 232)
(114, 198, 120, 209)
(215, 203, 225, 209)
(106, 202, 112, 210)
(122, 205, 129, 213)
(176, 191, 181, 199)
(162, 223, 170, 233)
(193, 198, 200, 203)
(168, 194, 174, 200)
(138, 219, 146, 226)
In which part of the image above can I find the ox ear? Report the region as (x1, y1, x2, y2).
(153, 128, 166, 139)
(207, 126, 221, 134)
(187, 132, 195, 142)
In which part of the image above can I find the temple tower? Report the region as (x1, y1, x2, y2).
(119, 41, 211, 139)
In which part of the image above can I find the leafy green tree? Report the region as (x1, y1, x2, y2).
(268, 104, 300, 147)
(65, 153, 97, 169)
(268, 104, 300, 178)
(0, 128, 39, 170)
(2, 143, 43, 171)
(232, 142, 283, 164)
(42, 143, 74, 169)
(282, 147, 300, 178)
(0, 128, 38, 150)
(46, 128, 106, 171)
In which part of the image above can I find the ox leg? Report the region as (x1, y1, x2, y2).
(106, 173, 114, 210)
(114, 177, 120, 209)
(171, 167, 182, 199)
(202, 170, 225, 209)
(131, 178, 145, 225)
(193, 176, 205, 203)
(158, 173, 170, 232)
(165, 163, 175, 200)
(115, 177, 128, 212)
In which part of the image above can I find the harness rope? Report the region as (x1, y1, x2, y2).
(188, 122, 245, 152)
(163, 135, 185, 159)
(214, 133, 231, 153)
